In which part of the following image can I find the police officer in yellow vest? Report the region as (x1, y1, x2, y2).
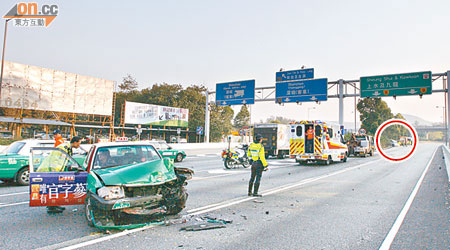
(247, 134, 268, 197)
(37, 136, 82, 172)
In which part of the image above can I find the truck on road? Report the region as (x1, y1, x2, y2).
(347, 134, 375, 157)
(254, 123, 290, 158)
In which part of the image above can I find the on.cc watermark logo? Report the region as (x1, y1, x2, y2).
(3, 2, 59, 27)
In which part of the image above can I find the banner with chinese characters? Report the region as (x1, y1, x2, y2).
(124, 101, 189, 127)
(29, 172, 88, 207)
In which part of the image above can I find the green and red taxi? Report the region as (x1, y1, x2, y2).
(28, 141, 193, 229)
(148, 141, 187, 162)
(0, 139, 87, 185)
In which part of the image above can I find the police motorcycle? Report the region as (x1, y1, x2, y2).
(221, 144, 251, 169)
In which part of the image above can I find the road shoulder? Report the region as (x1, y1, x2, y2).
(390, 146, 450, 249)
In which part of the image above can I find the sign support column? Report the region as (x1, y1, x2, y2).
(205, 91, 210, 143)
(447, 71, 450, 146)
(339, 79, 344, 126)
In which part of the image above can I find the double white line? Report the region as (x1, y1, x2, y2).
(0, 192, 29, 208)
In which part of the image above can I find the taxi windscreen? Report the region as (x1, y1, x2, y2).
(93, 145, 161, 169)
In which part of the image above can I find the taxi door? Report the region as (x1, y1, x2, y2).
(28, 147, 88, 207)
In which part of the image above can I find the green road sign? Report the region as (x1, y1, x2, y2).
(360, 71, 432, 98)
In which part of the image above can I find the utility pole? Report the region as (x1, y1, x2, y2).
(0, 19, 11, 102)
(338, 79, 344, 126)
(204, 91, 210, 143)
(447, 71, 450, 146)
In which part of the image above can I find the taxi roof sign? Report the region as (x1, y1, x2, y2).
(116, 137, 128, 142)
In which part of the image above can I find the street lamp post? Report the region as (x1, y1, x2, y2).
(307, 107, 316, 120)
(0, 19, 11, 103)
(350, 111, 357, 133)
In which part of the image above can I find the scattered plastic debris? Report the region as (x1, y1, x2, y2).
(175, 214, 233, 232)
(165, 216, 190, 226)
(253, 200, 264, 203)
(180, 222, 226, 231)
(201, 216, 232, 224)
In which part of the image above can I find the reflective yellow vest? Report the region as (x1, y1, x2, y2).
(56, 142, 73, 156)
(36, 143, 73, 172)
(247, 142, 268, 167)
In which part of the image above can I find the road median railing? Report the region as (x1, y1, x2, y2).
(441, 145, 450, 183)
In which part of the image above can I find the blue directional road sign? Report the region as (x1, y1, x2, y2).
(216, 80, 255, 106)
(275, 78, 328, 103)
(196, 127, 203, 135)
(276, 68, 314, 82)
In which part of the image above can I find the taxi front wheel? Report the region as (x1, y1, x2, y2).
(16, 167, 29, 186)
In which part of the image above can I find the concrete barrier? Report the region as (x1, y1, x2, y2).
(168, 142, 242, 156)
(167, 142, 240, 150)
(441, 145, 450, 182)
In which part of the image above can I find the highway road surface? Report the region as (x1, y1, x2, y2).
(0, 143, 449, 250)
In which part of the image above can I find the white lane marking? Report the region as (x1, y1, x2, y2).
(270, 164, 296, 169)
(189, 197, 256, 216)
(0, 191, 28, 197)
(191, 174, 234, 181)
(186, 199, 241, 213)
(273, 161, 297, 165)
(0, 201, 28, 208)
(189, 154, 220, 158)
(194, 161, 296, 173)
(60, 159, 382, 250)
(379, 147, 438, 250)
(262, 161, 379, 196)
(60, 224, 159, 250)
(208, 169, 248, 174)
(190, 160, 382, 215)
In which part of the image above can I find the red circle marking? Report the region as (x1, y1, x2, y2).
(375, 119, 418, 162)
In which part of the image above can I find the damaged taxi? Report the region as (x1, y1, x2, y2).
(28, 142, 193, 229)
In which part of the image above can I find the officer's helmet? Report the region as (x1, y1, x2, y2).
(254, 134, 263, 143)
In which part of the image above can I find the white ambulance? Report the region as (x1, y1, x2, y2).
(289, 120, 348, 165)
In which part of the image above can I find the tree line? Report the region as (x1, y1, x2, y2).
(115, 74, 235, 142)
(357, 97, 410, 147)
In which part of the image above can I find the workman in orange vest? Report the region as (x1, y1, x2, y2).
(306, 126, 314, 153)
(53, 129, 65, 147)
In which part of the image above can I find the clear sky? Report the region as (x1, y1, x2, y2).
(1, 0, 449, 125)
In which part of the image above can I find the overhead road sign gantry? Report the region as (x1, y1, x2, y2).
(275, 78, 328, 103)
(276, 68, 314, 82)
(216, 79, 255, 106)
(360, 71, 432, 98)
